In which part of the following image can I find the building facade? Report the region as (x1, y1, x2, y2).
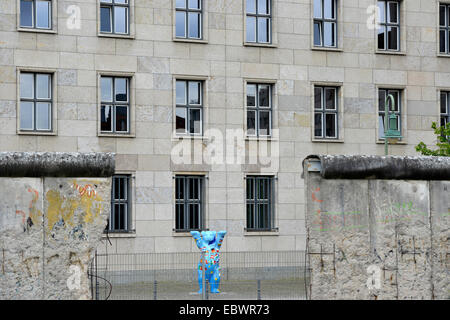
(0, 0, 448, 254)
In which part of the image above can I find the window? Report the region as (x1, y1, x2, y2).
(175, 175, 204, 232)
(20, 0, 52, 29)
(100, 76, 130, 133)
(378, 89, 401, 139)
(246, 176, 274, 231)
(246, 83, 272, 137)
(440, 91, 450, 128)
(176, 80, 203, 135)
(314, 86, 338, 139)
(440, 4, 450, 54)
(377, 1, 400, 51)
(175, 0, 202, 39)
(246, 0, 271, 43)
(100, 0, 129, 34)
(19, 72, 52, 132)
(313, 0, 337, 47)
(109, 175, 131, 232)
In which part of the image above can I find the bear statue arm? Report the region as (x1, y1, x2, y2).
(215, 231, 227, 249)
(190, 231, 204, 248)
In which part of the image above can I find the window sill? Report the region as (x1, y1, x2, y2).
(243, 42, 277, 48)
(312, 138, 344, 143)
(376, 139, 407, 145)
(375, 50, 406, 56)
(17, 27, 57, 34)
(245, 136, 277, 141)
(437, 53, 450, 58)
(172, 135, 207, 141)
(172, 229, 209, 237)
(98, 33, 135, 40)
(311, 46, 343, 52)
(98, 132, 136, 138)
(173, 38, 208, 44)
(17, 130, 57, 136)
(102, 231, 136, 239)
(244, 229, 279, 236)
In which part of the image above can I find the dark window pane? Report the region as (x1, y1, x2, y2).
(258, 85, 270, 107)
(247, 110, 256, 135)
(324, 22, 336, 47)
(314, 87, 322, 109)
(387, 26, 398, 50)
(378, 89, 386, 112)
(377, 26, 386, 50)
(314, 22, 322, 46)
(247, 178, 254, 200)
(189, 204, 199, 229)
(36, 0, 50, 29)
(115, 106, 128, 132)
(176, 107, 187, 133)
(176, 203, 185, 230)
(246, 17, 256, 42)
(259, 111, 271, 136)
(176, 81, 186, 105)
(314, 113, 322, 137)
(440, 5, 446, 26)
(20, 102, 34, 130)
(176, 11, 186, 37)
(189, 108, 201, 134)
(441, 93, 447, 114)
(325, 88, 336, 110)
(387, 2, 398, 24)
(20, 0, 33, 27)
(325, 113, 336, 138)
(313, 0, 322, 19)
(188, 81, 201, 105)
(36, 102, 51, 130)
(20, 73, 34, 99)
(377, 1, 385, 24)
(247, 204, 254, 229)
(114, 6, 128, 34)
(115, 78, 128, 102)
(101, 105, 112, 131)
(247, 0, 256, 14)
(440, 29, 447, 53)
(100, 7, 112, 32)
(247, 84, 256, 106)
(188, 12, 200, 38)
(258, 0, 269, 15)
(258, 17, 270, 43)
(324, 0, 335, 20)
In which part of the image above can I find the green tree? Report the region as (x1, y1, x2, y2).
(415, 122, 450, 156)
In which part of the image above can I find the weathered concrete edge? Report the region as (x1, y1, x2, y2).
(303, 155, 450, 180)
(0, 152, 115, 177)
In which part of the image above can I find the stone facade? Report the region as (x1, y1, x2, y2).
(0, 0, 447, 254)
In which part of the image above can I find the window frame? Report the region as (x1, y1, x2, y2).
(313, 86, 339, 140)
(18, 70, 56, 134)
(440, 91, 450, 128)
(100, 76, 131, 134)
(175, 0, 203, 40)
(245, 175, 275, 232)
(439, 3, 450, 55)
(313, 0, 338, 48)
(17, 0, 56, 33)
(109, 174, 132, 233)
(377, 88, 402, 140)
(174, 175, 205, 232)
(246, 83, 273, 138)
(175, 79, 204, 136)
(98, 0, 134, 38)
(245, 0, 272, 44)
(376, 0, 401, 52)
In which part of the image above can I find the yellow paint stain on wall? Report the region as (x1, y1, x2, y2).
(45, 180, 103, 236)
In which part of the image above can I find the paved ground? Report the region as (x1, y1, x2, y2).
(95, 278, 307, 300)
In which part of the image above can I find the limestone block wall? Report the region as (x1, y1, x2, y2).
(303, 155, 449, 300)
(0, 152, 114, 300)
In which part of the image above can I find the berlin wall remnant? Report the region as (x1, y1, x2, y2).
(0, 152, 115, 300)
(303, 155, 449, 300)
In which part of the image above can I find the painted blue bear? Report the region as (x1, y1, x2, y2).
(190, 230, 226, 294)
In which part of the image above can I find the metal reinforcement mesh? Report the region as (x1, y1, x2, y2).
(89, 251, 308, 300)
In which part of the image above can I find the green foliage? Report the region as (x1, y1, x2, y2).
(415, 122, 450, 156)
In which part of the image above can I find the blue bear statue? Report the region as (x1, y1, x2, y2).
(190, 230, 226, 294)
